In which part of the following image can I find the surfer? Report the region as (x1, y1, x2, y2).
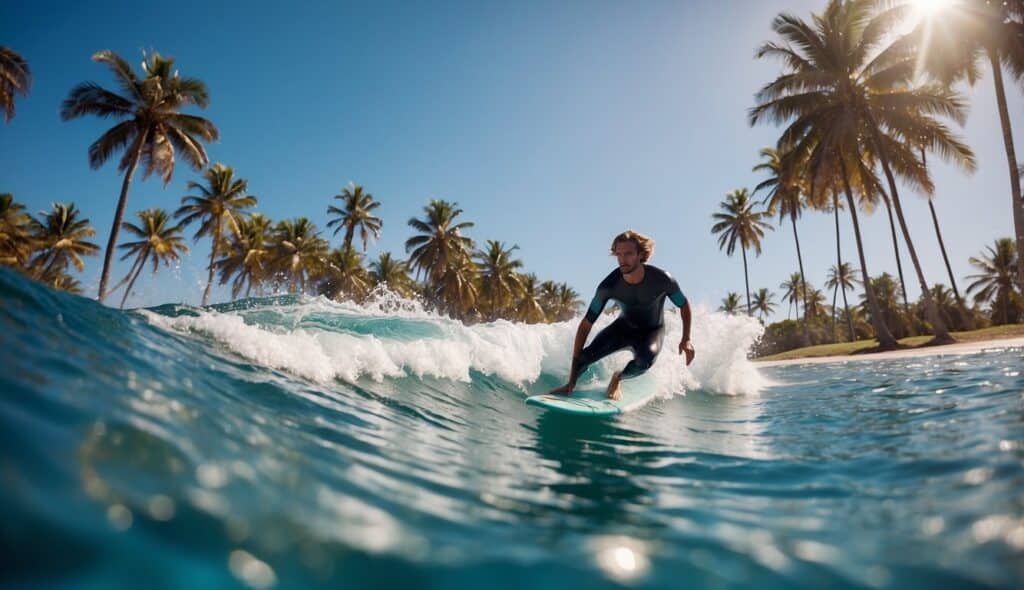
(549, 230, 694, 400)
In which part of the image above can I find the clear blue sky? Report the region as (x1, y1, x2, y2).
(2, 0, 1021, 321)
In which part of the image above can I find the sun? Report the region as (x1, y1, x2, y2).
(912, 0, 955, 17)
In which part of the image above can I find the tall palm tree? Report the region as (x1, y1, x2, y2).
(750, 0, 975, 348)
(216, 213, 273, 299)
(61, 50, 218, 302)
(27, 203, 100, 286)
(0, 193, 35, 267)
(553, 283, 583, 322)
(719, 292, 741, 314)
(270, 218, 328, 294)
(432, 254, 479, 319)
(711, 188, 772, 316)
(826, 262, 859, 341)
(319, 246, 372, 302)
(326, 183, 383, 252)
(909, 0, 1024, 287)
(114, 208, 188, 308)
(0, 47, 31, 122)
(369, 252, 415, 299)
(475, 240, 524, 321)
(752, 288, 777, 322)
(405, 199, 475, 285)
(966, 238, 1022, 325)
(514, 273, 546, 323)
(175, 164, 257, 306)
(754, 147, 810, 324)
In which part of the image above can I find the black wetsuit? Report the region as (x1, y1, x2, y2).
(573, 264, 688, 380)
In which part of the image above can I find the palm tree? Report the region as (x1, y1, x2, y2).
(752, 288, 777, 322)
(909, 1, 1024, 287)
(514, 273, 546, 323)
(966, 238, 1022, 325)
(326, 183, 383, 252)
(0, 47, 31, 122)
(0, 193, 35, 267)
(804, 287, 828, 321)
(711, 188, 772, 316)
(405, 199, 475, 286)
(175, 164, 257, 306)
(270, 218, 328, 294)
(921, 284, 961, 332)
(554, 283, 582, 322)
(61, 50, 218, 302)
(27, 203, 100, 287)
(369, 252, 415, 299)
(432, 254, 479, 319)
(779, 272, 804, 320)
(719, 292, 741, 314)
(216, 213, 273, 299)
(750, 1, 975, 348)
(475, 240, 524, 321)
(860, 273, 911, 339)
(826, 262, 859, 342)
(319, 246, 372, 302)
(754, 147, 810, 325)
(114, 209, 188, 308)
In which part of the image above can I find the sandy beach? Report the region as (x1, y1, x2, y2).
(755, 336, 1024, 367)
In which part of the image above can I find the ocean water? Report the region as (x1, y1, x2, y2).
(1, 267, 1022, 590)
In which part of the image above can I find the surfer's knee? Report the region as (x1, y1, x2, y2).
(621, 357, 652, 378)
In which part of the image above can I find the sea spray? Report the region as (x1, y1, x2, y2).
(142, 293, 766, 397)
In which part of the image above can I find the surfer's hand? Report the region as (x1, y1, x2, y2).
(679, 339, 695, 366)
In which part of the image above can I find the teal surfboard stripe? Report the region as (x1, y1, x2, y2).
(525, 374, 658, 416)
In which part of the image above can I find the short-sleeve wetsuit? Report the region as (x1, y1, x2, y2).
(572, 264, 688, 381)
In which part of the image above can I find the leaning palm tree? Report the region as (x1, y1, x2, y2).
(61, 50, 218, 302)
(754, 147, 810, 324)
(216, 213, 273, 299)
(319, 246, 372, 302)
(175, 164, 257, 306)
(752, 288, 777, 323)
(326, 183, 383, 252)
(475, 240, 524, 321)
(966, 238, 1022, 325)
(27, 202, 100, 286)
(0, 47, 31, 122)
(826, 262, 859, 342)
(114, 208, 188, 308)
(405, 199, 475, 285)
(750, 0, 975, 347)
(269, 218, 329, 294)
(779, 272, 804, 320)
(711, 188, 772, 316)
(0, 193, 35, 267)
(908, 1, 1024, 287)
(369, 252, 416, 299)
(514, 273, 546, 323)
(719, 292, 741, 314)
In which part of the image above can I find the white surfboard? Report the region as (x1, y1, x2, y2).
(525, 374, 658, 416)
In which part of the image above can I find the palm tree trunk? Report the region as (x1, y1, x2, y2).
(791, 215, 810, 346)
(987, 46, 1024, 290)
(831, 284, 839, 342)
(202, 222, 221, 306)
(344, 225, 355, 252)
(840, 157, 897, 349)
(865, 116, 952, 344)
(833, 190, 855, 341)
(920, 148, 973, 330)
(113, 253, 147, 307)
(841, 282, 854, 342)
(880, 191, 910, 309)
(120, 252, 149, 309)
(741, 246, 751, 316)
(97, 130, 148, 302)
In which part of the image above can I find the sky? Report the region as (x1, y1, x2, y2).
(2, 0, 1022, 323)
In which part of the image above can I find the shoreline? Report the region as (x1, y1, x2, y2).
(754, 336, 1024, 367)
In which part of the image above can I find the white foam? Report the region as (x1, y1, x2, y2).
(141, 296, 765, 396)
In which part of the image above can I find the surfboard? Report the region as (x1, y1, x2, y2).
(525, 374, 657, 416)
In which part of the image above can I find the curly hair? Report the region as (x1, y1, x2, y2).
(610, 230, 655, 262)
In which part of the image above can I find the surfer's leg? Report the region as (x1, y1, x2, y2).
(620, 326, 665, 379)
(571, 319, 631, 383)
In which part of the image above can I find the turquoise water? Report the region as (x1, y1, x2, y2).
(2, 267, 1022, 589)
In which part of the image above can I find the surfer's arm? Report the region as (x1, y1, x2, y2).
(568, 318, 594, 385)
(678, 302, 695, 365)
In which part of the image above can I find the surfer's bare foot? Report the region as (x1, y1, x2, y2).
(606, 371, 622, 400)
(548, 383, 575, 396)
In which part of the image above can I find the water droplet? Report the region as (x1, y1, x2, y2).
(107, 504, 133, 531)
